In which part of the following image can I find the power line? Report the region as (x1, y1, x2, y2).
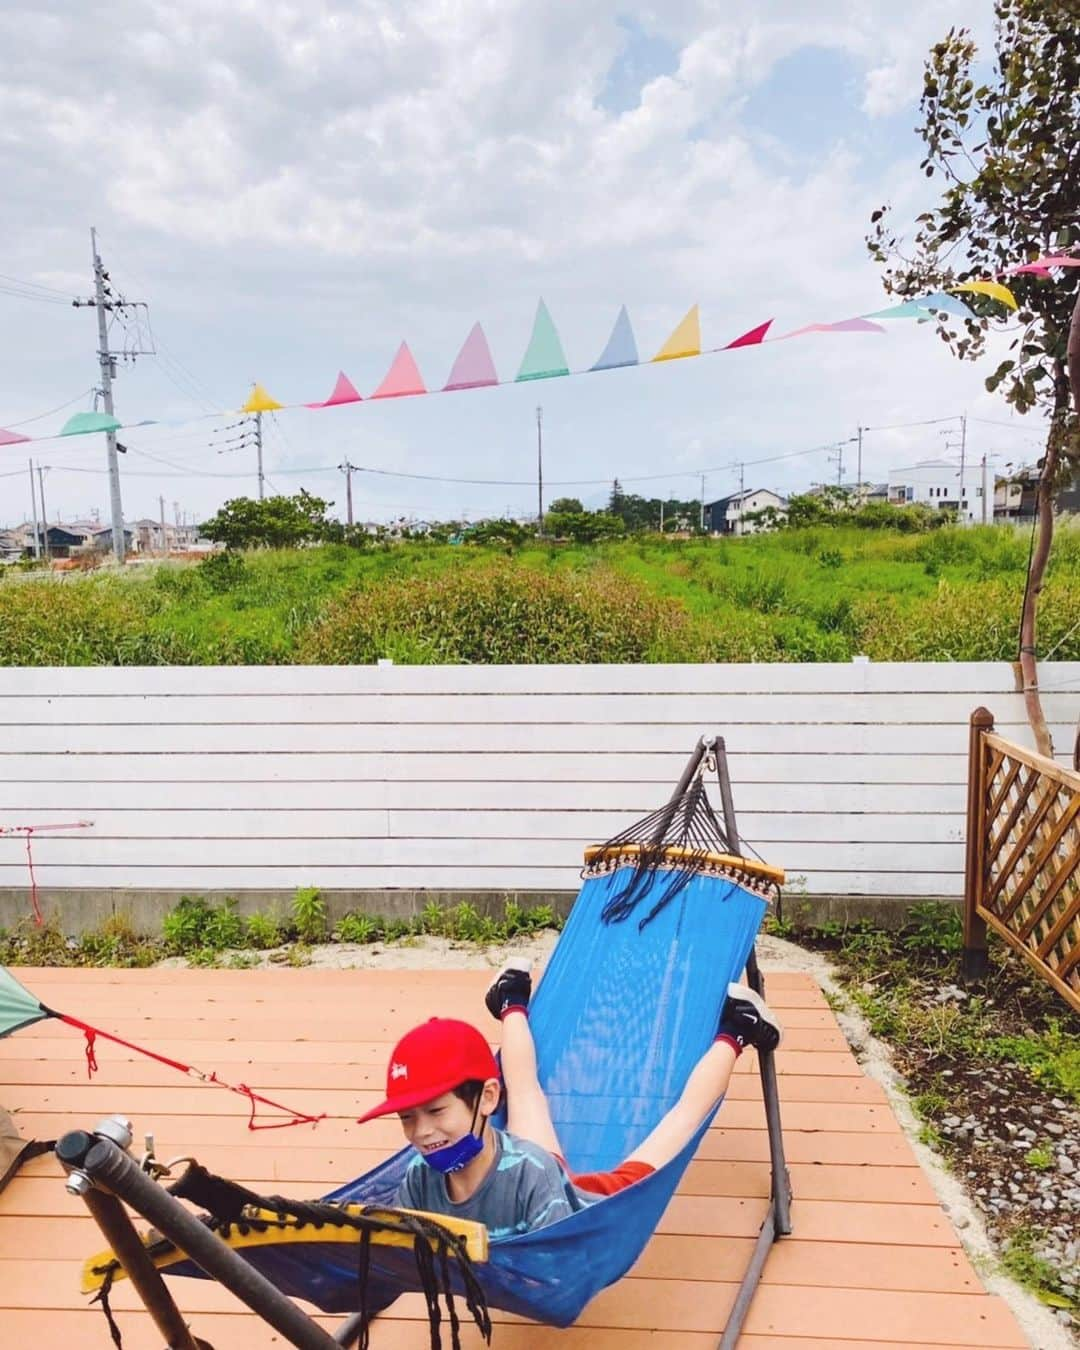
(0, 270, 74, 298)
(862, 414, 963, 432)
(1, 389, 96, 428)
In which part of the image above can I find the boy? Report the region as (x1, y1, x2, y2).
(359, 961, 781, 1239)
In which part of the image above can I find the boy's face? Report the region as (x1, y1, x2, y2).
(398, 1081, 499, 1154)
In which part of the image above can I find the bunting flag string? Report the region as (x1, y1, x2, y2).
(0, 262, 1058, 450)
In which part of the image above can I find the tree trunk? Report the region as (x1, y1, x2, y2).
(1069, 287, 1080, 769)
(1018, 378, 1067, 760)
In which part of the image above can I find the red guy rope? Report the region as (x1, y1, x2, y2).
(51, 1012, 325, 1131)
(0, 821, 93, 924)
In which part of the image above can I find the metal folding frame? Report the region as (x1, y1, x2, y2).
(57, 733, 790, 1350)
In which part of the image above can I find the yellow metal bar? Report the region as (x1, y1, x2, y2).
(81, 1205, 489, 1294)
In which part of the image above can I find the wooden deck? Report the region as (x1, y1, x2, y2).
(0, 967, 1029, 1349)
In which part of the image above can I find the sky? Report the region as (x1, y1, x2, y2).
(0, 0, 1052, 528)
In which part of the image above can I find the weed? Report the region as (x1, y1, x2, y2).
(1002, 1228, 1075, 1309)
(292, 887, 327, 944)
(286, 943, 312, 967)
(245, 912, 283, 949)
(901, 903, 963, 954)
(224, 951, 260, 969)
(162, 897, 245, 954)
(911, 1089, 950, 1120)
(918, 1121, 945, 1150)
(1023, 1145, 1054, 1170)
(985, 1021, 1080, 1103)
(334, 912, 381, 944)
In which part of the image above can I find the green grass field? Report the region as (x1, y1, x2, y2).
(1, 523, 1078, 665)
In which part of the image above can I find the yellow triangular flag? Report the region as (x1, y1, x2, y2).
(951, 281, 1018, 312)
(242, 383, 284, 412)
(652, 305, 701, 362)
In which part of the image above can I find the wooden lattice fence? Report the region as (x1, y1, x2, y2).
(962, 707, 1080, 1011)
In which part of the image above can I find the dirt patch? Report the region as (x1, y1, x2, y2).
(778, 920, 1079, 1350)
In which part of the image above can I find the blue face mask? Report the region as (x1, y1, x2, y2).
(418, 1098, 486, 1174)
(421, 1131, 485, 1174)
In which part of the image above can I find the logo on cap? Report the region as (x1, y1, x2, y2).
(390, 1061, 408, 1080)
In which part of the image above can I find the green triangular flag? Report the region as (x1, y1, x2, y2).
(60, 411, 122, 437)
(516, 299, 569, 382)
(0, 966, 48, 1039)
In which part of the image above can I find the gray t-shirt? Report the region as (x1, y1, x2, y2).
(393, 1128, 596, 1240)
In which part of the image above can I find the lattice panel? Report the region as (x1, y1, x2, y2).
(980, 739, 1080, 1011)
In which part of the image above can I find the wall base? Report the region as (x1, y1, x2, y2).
(0, 888, 960, 939)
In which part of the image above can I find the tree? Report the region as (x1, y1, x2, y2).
(201, 490, 333, 550)
(464, 518, 530, 547)
(544, 510, 626, 544)
(548, 496, 584, 514)
(867, 0, 1080, 754)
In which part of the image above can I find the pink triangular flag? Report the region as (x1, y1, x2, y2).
(371, 342, 427, 399)
(307, 371, 363, 409)
(778, 318, 885, 339)
(443, 323, 498, 391)
(1005, 256, 1080, 276)
(724, 319, 773, 350)
(0, 428, 30, 445)
(827, 317, 886, 334)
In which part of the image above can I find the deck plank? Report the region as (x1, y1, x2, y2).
(0, 967, 1028, 1348)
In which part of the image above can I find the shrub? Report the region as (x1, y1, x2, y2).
(297, 558, 704, 664)
(853, 576, 1080, 660)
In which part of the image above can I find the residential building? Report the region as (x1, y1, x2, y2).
(131, 518, 202, 553)
(806, 481, 889, 505)
(887, 458, 985, 522)
(704, 489, 787, 536)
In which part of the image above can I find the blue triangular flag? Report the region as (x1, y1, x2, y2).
(590, 305, 639, 371)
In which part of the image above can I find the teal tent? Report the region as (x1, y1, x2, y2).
(0, 965, 49, 1039)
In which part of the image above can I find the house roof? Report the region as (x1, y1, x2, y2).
(705, 489, 785, 511)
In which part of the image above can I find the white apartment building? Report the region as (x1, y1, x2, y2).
(887, 458, 987, 523)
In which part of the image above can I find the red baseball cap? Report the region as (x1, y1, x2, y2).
(358, 1018, 500, 1123)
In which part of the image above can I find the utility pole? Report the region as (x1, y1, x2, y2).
(700, 473, 706, 532)
(36, 463, 51, 560)
(958, 413, 968, 524)
(536, 406, 544, 536)
(159, 494, 167, 554)
(856, 425, 864, 504)
(255, 411, 265, 500)
(73, 229, 152, 563)
(981, 454, 989, 525)
(27, 459, 41, 559)
(338, 461, 356, 525)
(738, 462, 745, 495)
(659, 500, 664, 534)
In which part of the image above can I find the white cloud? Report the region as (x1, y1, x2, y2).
(0, 0, 1029, 528)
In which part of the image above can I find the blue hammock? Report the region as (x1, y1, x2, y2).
(164, 861, 769, 1327)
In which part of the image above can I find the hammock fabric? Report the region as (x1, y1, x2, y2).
(159, 854, 773, 1326)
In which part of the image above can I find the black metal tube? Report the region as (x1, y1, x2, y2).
(80, 1138, 340, 1350)
(333, 1311, 365, 1346)
(718, 1208, 778, 1350)
(81, 1186, 202, 1350)
(713, 737, 740, 853)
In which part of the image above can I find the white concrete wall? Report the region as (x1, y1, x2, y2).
(0, 662, 1076, 897)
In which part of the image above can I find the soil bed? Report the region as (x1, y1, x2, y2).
(793, 907, 1080, 1336)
